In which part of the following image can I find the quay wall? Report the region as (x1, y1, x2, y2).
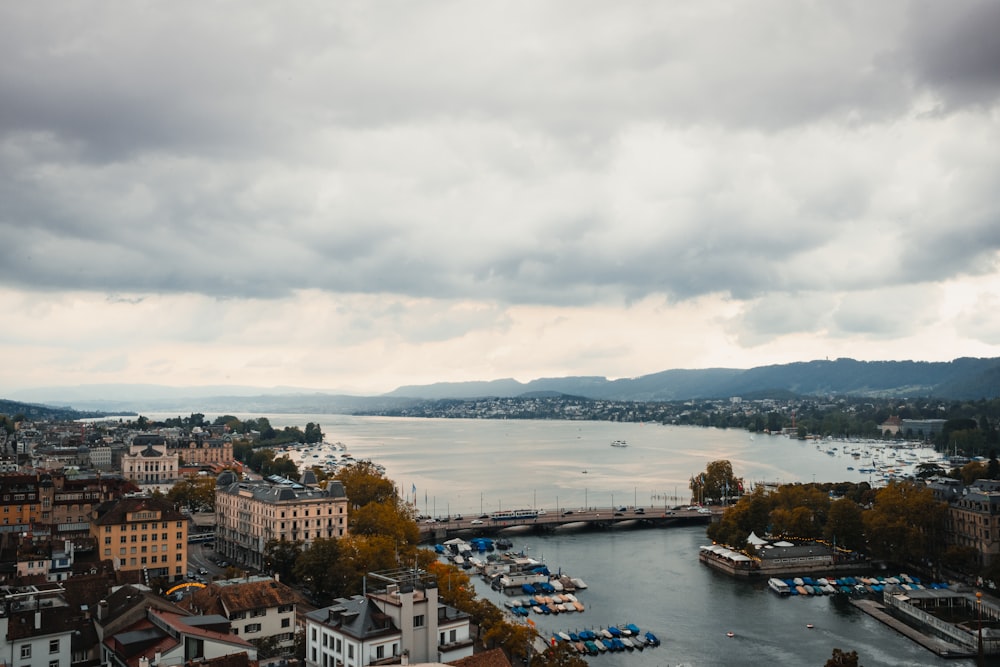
(699, 550, 870, 579)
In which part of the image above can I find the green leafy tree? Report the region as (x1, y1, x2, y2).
(863, 481, 946, 566)
(335, 460, 398, 508)
(427, 561, 478, 612)
(483, 620, 536, 664)
(264, 538, 304, 584)
(691, 460, 740, 505)
(941, 545, 980, 576)
(824, 498, 865, 552)
(824, 648, 861, 666)
(250, 635, 283, 660)
(351, 499, 420, 546)
(707, 487, 770, 547)
(534, 640, 588, 667)
(232, 440, 254, 463)
(769, 485, 830, 539)
(334, 534, 404, 596)
(167, 474, 217, 512)
(270, 455, 299, 478)
(915, 462, 946, 479)
(304, 422, 324, 444)
(293, 537, 348, 605)
(956, 460, 988, 485)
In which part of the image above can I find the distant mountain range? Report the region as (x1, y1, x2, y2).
(5, 357, 1000, 417)
(385, 357, 1000, 401)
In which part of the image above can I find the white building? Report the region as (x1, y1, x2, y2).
(88, 444, 113, 470)
(187, 575, 299, 653)
(0, 590, 77, 667)
(304, 570, 473, 667)
(120, 435, 179, 486)
(102, 607, 257, 667)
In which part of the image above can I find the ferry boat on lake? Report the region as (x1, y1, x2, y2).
(610, 439, 629, 447)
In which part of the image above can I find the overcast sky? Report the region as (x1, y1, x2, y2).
(2, 1, 1000, 396)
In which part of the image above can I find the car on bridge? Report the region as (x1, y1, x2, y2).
(470, 519, 483, 525)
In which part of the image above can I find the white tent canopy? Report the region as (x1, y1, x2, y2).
(746, 531, 768, 546)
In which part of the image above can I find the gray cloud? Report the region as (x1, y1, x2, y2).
(1, 0, 998, 317)
(904, 0, 1000, 109)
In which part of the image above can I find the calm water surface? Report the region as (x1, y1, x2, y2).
(464, 526, 975, 667)
(139, 414, 971, 665)
(241, 415, 928, 517)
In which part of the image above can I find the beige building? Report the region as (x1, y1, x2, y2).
(946, 480, 1000, 568)
(215, 471, 349, 569)
(168, 434, 234, 467)
(90, 495, 189, 583)
(121, 435, 179, 486)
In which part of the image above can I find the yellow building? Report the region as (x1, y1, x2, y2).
(91, 495, 188, 583)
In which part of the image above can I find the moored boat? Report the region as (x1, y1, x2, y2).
(769, 578, 791, 597)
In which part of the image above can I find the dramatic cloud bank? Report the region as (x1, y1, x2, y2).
(2, 1, 999, 395)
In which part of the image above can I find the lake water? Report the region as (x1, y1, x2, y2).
(141, 413, 974, 665)
(241, 415, 936, 518)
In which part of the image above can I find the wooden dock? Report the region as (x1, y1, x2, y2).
(850, 598, 974, 659)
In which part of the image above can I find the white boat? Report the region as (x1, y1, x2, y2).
(610, 440, 629, 447)
(768, 578, 791, 595)
(571, 577, 588, 589)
